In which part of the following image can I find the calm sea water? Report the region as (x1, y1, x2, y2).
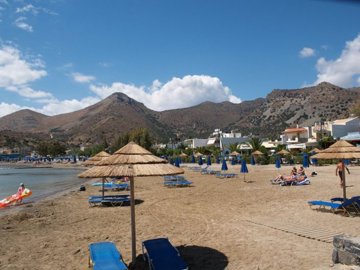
(0, 167, 87, 204)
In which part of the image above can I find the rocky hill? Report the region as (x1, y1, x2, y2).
(0, 82, 359, 146)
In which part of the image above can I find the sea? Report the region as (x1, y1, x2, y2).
(0, 166, 87, 207)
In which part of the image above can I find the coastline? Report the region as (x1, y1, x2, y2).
(0, 161, 87, 170)
(1, 164, 359, 269)
(0, 163, 88, 217)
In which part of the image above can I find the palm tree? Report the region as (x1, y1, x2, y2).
(229, 143, 238, 152)
(247, 137, 263, 151)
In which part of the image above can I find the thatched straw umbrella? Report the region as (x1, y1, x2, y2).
(277, 149, 290, 155)
(312, 140, 360, 199)
(78, 142, 184, 265)
(82, 151, 111, 166)
(194, 152, 203, 158)
(252, 150, 264, 156)
(230, 151, 239, 156)
(82, 151, 111, 198)
(179, 152, 188, 158)
(311, 148, 322, 154)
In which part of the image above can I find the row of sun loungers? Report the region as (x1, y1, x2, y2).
(89, 238, 188, 270)
(308, 196, 360, 216)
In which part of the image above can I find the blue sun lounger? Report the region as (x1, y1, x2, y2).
(308, 197, 360, 216)
(89, 242, 128, 270)
(164, 180, 193, 187)
(88, 196, 130, 207)
(142, 238, 188, 270)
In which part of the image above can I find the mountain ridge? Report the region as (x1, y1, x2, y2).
(1, 82, 359, 145)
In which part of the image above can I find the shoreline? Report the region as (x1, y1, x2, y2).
(1, 164, 359, 269)
(0, 164, 88, 218)
(0, 161, 87, 170)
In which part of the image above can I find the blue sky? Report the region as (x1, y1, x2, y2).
(0, 0, 360, 117)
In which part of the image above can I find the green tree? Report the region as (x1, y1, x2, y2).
(228, 143, 238, 152)
(350, 100, 360, 117)
(36, 142, 48, 156)
(247, 137, 263, 151)
(48, 141, 66, 156)
(112, 128, 153, 151)
(318, 136, 335, 149)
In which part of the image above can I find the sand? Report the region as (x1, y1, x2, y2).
(1, 164, 360, 270)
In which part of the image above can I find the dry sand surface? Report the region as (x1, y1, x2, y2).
(1, 164, 360, 270)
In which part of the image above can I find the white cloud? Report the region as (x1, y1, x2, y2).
(6, 85, 53, 99)
(0, 45, 46, 88)
(313, 34, 360, 87)
(0, 45, 53, 99)
(38, 96, 100, 116)
(16, 4, 38, 15)
(14, 17, 33, 32)
(71, 72, 95, 83)
(0, 96, 101, 117)
(16, 4, 57, 16)
(0, 102, 30, 117)
(90, 75, 241, 111)
(299, 47, 315, 58)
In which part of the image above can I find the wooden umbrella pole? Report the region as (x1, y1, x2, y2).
(130, 176, 136, 265)
(342, 160, 347, 200)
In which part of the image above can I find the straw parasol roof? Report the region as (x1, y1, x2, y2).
(179, 152, 188, 158)
(252, 150, 264, 155)
(311, 148, 322, 154)
(312, 140, 360, 199)
(230, 151, 239, 156)
(82, 151, 110, 166)
(194, 152, 203, 157)
(311, 140, 360, 160)
(78, 141, 183, 266)
(277, 149, 290, 155)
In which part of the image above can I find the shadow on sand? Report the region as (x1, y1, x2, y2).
(132, 244, 228, 270)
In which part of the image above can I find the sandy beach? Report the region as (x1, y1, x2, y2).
(1, 164, 360, 270)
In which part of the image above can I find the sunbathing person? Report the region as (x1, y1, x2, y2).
(296, 166, 307, 181)
(272, 167, 297, 183)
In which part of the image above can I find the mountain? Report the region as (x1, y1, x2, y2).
(1, 82, 359, 146)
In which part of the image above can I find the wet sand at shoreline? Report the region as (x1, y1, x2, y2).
(1, 164, 360, 270)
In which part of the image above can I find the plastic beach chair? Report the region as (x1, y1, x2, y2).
(89, 242, 128, 270)
(88, 196, 130, 207)
(142, 238, 188, 270)
(308, 197, 360, 216)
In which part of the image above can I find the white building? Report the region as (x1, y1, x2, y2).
(207, 129, 248, 151)
(183, 138, 208, 149)
(331, 117, 360, 139)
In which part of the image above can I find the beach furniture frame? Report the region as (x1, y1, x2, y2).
(163, 176, 192, 187)
(308, 197, 360, 216)
(88, 196, 130, 207)
(215, 173, 238, 179)
(142, 238, 188, 270)
(88, 241, 128, 270)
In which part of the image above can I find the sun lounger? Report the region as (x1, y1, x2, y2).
(142, 238, 188, 270)
(280, 178, 311, 186)
(164, 175, 186, 181)
(215, 173, 237, 179)
(308, 197, 360, 216)
(88, 242, 128, 270)
(93, 182, 129, 190)
(88, 196, 130, 207)
(201, 169, 220, 175)
(89, 194, 129, 200)
(164, 180, 193, 188)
